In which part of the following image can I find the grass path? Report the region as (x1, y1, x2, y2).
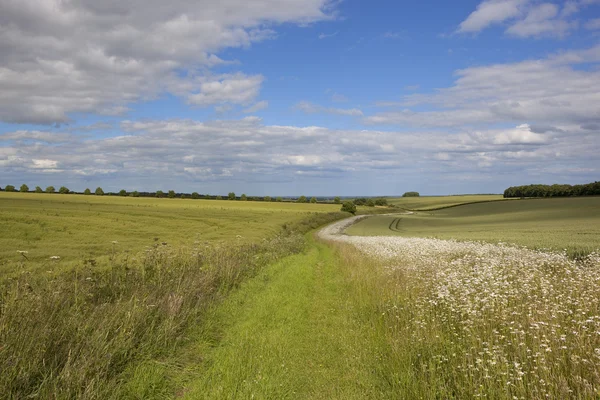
(182, 235, 392, 399)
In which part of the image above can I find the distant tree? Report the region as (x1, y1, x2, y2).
(95, 187, 104, 196)
(131, 191, 140, 197)
(366, 199, 375, 207)
(334, 196, 341, 204)
(83, 188, 91, 195)
(228, 192, 236, 200)
(297, 195, 307, 203)
(341, 201, 357, 215)
(353, 198, 367, 206)
(191, 192, 200, 199)
(46, 186, 56, 193)
(35, 186, 43, 193)
(59, 186, 69, 194)
(310, 196, 317, 203)
(240, 194, 248, 201)
(5, 185, 16, 192)
(402, 192, 420, 197)
(216, 195, 223, 200)
(168, 190, 176, 198)
(264, 196, 271, 202)
(20, 184, 29, 192)
(276, 197, 283, 202)
(118, 189, 127, 196)
(374, 198, 388, 206)
(503, 181, 600, 198)
(179, 193, 187, 199)
(156, 190, 164, 198)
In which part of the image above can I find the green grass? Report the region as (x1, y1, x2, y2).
(386, 194, 509, 210)
(347, 197, 600, 256)
(0, 192, 340, 275)
(179, 236, 393, 399)
(0, 210, 348, 399)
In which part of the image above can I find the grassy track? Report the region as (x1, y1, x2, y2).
(0, 192, 339, 274)
(386, 194, 508, 210)
(347, 197, 600, 256)
(181, 235, 392, 399)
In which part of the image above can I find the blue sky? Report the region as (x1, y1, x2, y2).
(1, 0, 599, 195)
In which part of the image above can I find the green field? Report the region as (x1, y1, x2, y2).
(347, 197, 600, 256)
(386, 194, 509, 210)
(0, 192, 340, 274)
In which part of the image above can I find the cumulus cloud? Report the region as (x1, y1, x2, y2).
(0, 0, 335, 124)
(1, 118, 597, 194)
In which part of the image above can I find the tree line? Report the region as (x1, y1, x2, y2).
(503, 181, 600, 198)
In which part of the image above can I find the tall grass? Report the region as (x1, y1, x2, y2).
(0, 212, 347, 399)
(323, 218, 600, 398)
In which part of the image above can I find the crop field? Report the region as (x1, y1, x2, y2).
(347, 197, 600, 256)
(322, 217, 600, 398)
(386, 194, 509, 210)
(0, 192, 340, 275)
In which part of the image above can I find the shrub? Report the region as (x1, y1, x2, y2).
(59, 186, 70, 194)
(216, 195, 223, 200)
(131, 191, 140, 197)
(46, 186, 56, 193)
(334, 196, 341, 204)
(118, 189, 127, 197)
(84, 188, 91, 195)
(341, 201, 357, 214)
(95, 187, 104, 196)
(228, 192, 236, 200)
(191, 192, 200, 199)
(374, 198, 388, 206)
(366, 199, 375, 207)
(20, 184, 29, 192)
(297, 195, 307, 203)
(310, 197, 317, 203)
(5, 185, 15, 192)
(276, 197, 283, 202)
(156, 190, 164, 198)
(168, 190, 176, 199)
(35, 186, 43, 193)
(240, 194, 247, 201)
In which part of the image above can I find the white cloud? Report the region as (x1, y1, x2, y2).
(243, 100, 269, 113)
(295, 101, 363, 116)
(458, 0, 594, 37)
(367, 45, 600, 128)
(318, 31, 339, 39)
(186, 74, 264, 106)
(0, 0, 336, 124)
(458, 0, 527, 33)
(1, 118, 597, 194)
(506, 3, 576, 37)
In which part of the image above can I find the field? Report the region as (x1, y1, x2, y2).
(347, 197, 600, 256)
(3, 192, 600, 398)
(0, 192, 340, 274)
(386, 194, 509, 210)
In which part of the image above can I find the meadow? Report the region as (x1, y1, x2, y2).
(0, 192, 340, 275)
(347, 197, 600, 257)
(386, 194, 510, 210)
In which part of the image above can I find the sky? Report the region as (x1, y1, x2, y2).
(1, 0, 599, 196)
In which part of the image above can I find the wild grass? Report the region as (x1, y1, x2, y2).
(322, 218, 600, 398)
(386, 194, 509, 211)
(347, 197, 600, 257)
(0, 211, 347, 399)
(0, 192, 340, 275)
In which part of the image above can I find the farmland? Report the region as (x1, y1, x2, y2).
(386, 194, 510, 210)
(0, 192, 340, 275)
(347, 197, 600, 256)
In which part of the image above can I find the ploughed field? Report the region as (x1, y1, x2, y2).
(0, 192, 340, 275)
(347, 197, 600, 257)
